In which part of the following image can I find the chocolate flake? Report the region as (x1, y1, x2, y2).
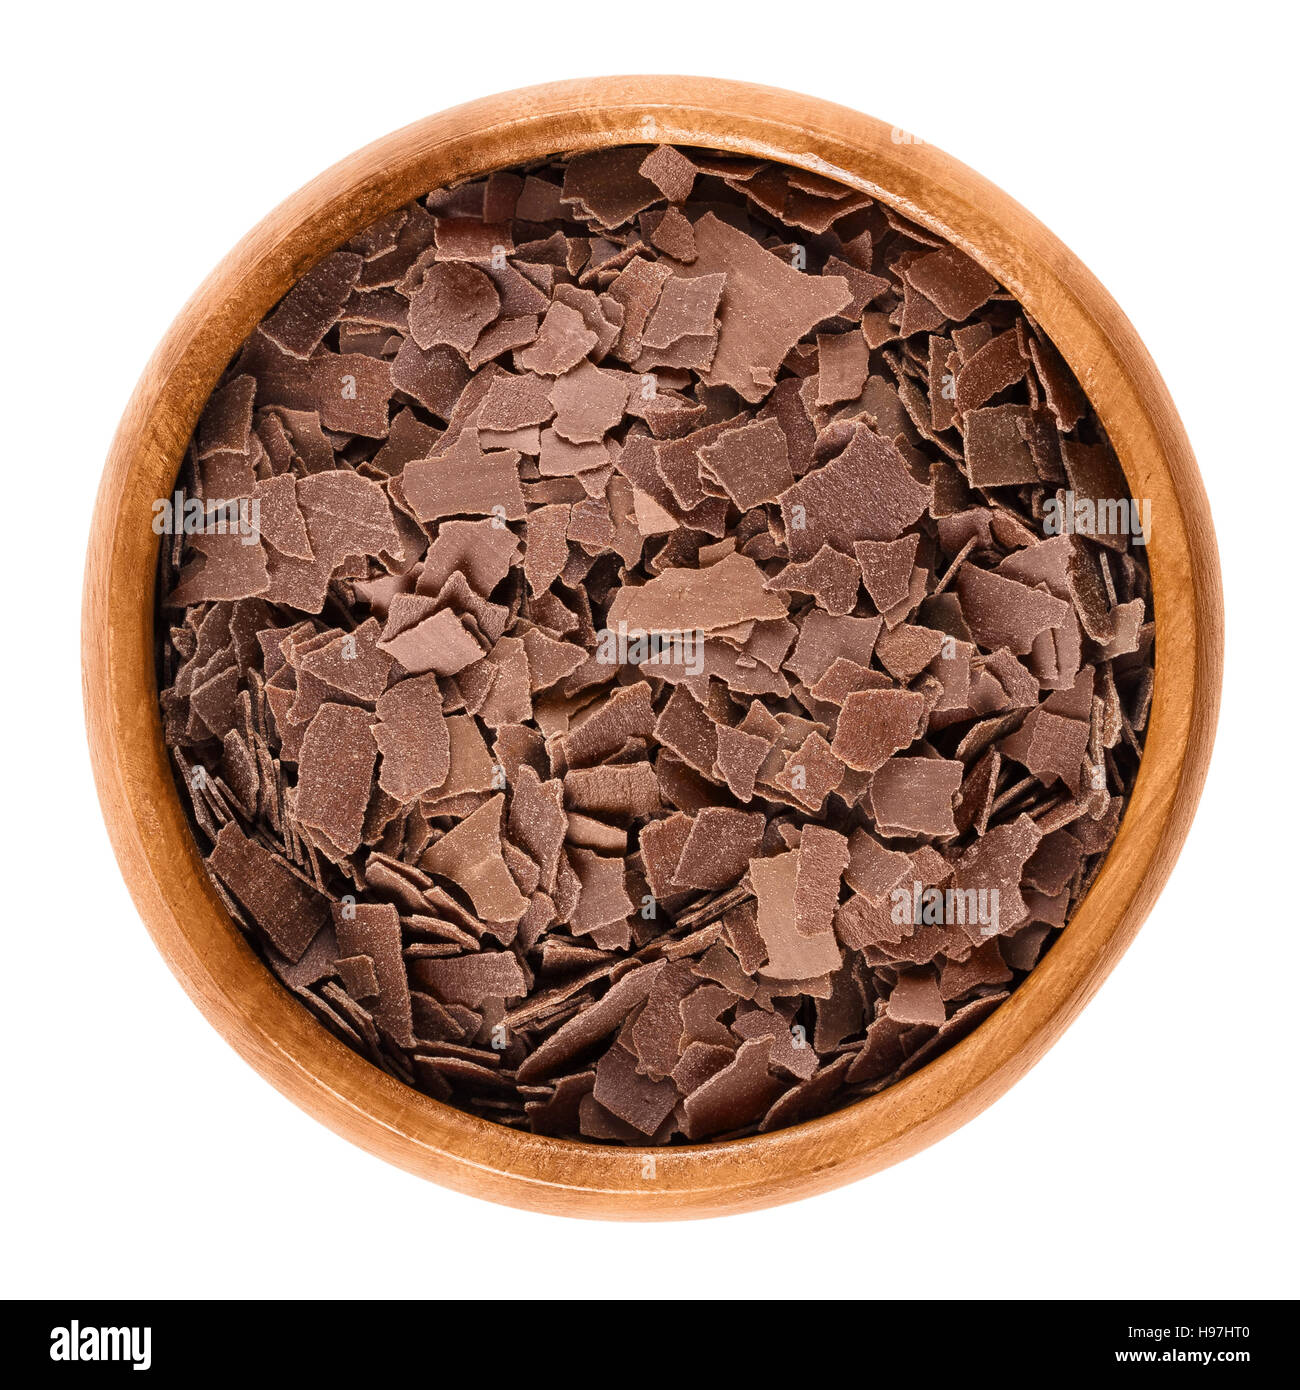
(377, 606, 483, 676)
(831, 689, 927, 771)
(675, 214, 851, 402)
(295, 704, 377, 854)
(414, 952, 527, 1009)
(408, 262, 500, 353)
(681, 1037, 781, 1140)
(902, 247, 999, 321)
(372, 675, 450, 802)
(262, 252, 363, 359)
(868, 758, 963, 838)
(698, 417, 794, 510)
(779, 423, 931, 560)
(335, 902, 414, 1047)
(208, 822, 330, 961)
(674, 808, 766, 891)
(752, 849, 841, 979)
(638, 145, 697, 203)
(608, 551, 786, 635)
(422, 795, 528, 925)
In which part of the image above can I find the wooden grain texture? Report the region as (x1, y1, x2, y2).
(81, 76, 1224, 1219)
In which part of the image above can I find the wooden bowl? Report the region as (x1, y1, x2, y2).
(82, 76, 1223, 1219)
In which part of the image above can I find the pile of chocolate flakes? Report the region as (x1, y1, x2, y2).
(159, 145, 1154, 1143)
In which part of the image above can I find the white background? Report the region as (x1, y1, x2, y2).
(4, 0, 1296, 1301)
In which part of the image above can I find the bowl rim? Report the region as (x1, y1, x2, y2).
(82, 75, 1223, 1219)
